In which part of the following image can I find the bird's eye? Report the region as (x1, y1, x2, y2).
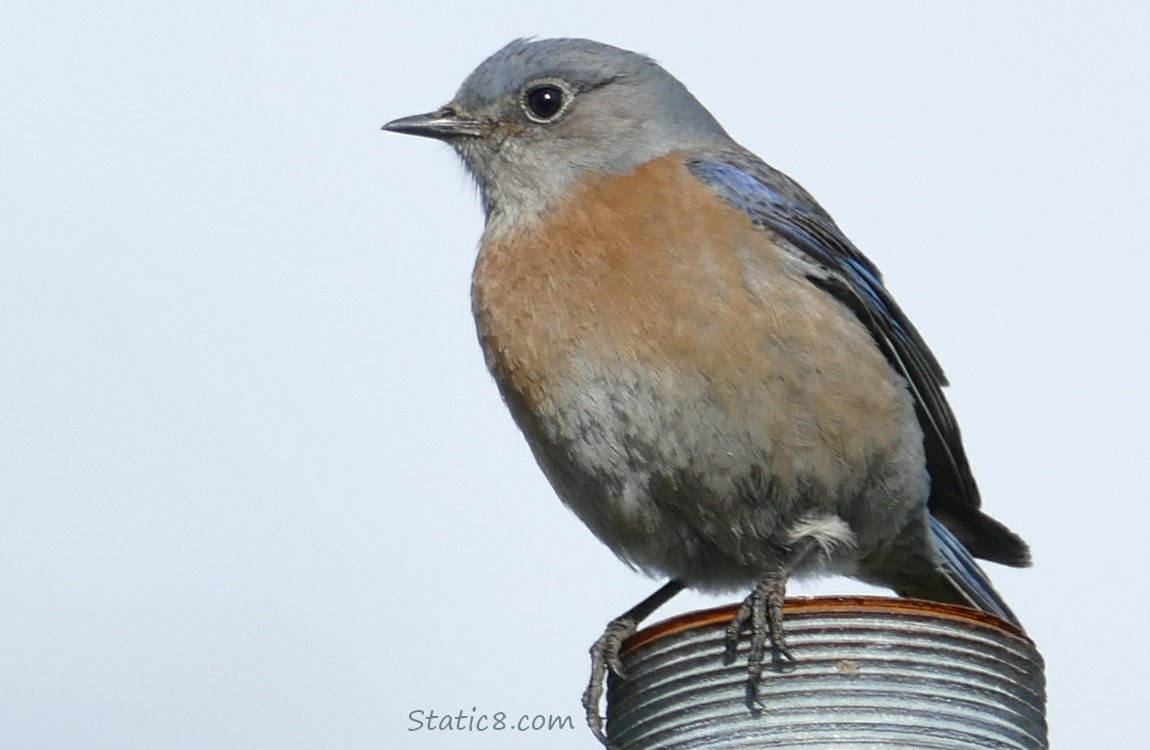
(522, 81, 571, 123)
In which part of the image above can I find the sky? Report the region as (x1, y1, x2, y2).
(2, 2, 1147, 748)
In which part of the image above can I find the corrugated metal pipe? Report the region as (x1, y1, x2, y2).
(606, 596, 1046, 749)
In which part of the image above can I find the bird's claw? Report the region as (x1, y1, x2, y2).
(724, 572, 793, 706)
(582, 616, 638, 748)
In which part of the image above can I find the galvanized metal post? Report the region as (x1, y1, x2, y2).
(606, 596, 1046, 749)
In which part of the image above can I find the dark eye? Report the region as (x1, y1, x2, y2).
(523, 83, 569, 122)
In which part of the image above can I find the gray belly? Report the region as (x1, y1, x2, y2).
(503, 359, 930, 592)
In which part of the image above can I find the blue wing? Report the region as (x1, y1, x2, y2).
(687, 154, 1029, 568)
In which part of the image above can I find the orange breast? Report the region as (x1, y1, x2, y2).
(470, 153, 912, 487)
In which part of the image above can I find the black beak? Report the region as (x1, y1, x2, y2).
(382, 108, 484, 140)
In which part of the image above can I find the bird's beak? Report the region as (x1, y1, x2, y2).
(382, 108, 484, 140)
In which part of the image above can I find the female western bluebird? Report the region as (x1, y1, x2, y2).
(384, 38, 1031, 745)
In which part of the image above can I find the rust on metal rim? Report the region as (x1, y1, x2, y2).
(622, 595, 1029, 656)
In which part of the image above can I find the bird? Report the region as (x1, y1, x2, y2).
(383, 37, 1031, 746)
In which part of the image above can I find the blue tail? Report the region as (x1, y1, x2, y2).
(930, 515, 1022, 627)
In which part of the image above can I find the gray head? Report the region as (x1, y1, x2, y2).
(384, 38, 733, 228)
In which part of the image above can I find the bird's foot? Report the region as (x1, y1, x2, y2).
(582, 580, 684, 748)
(724, 570, 794, 707)
(582, 615, 637, 748)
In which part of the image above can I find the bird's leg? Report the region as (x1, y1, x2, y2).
(583, 579, 685, 747)
(724, 541, 815, 707)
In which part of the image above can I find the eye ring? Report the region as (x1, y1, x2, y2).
(521, 79, 574, 123)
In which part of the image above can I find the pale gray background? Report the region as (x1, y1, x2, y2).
(3, 1, 1146, 748)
